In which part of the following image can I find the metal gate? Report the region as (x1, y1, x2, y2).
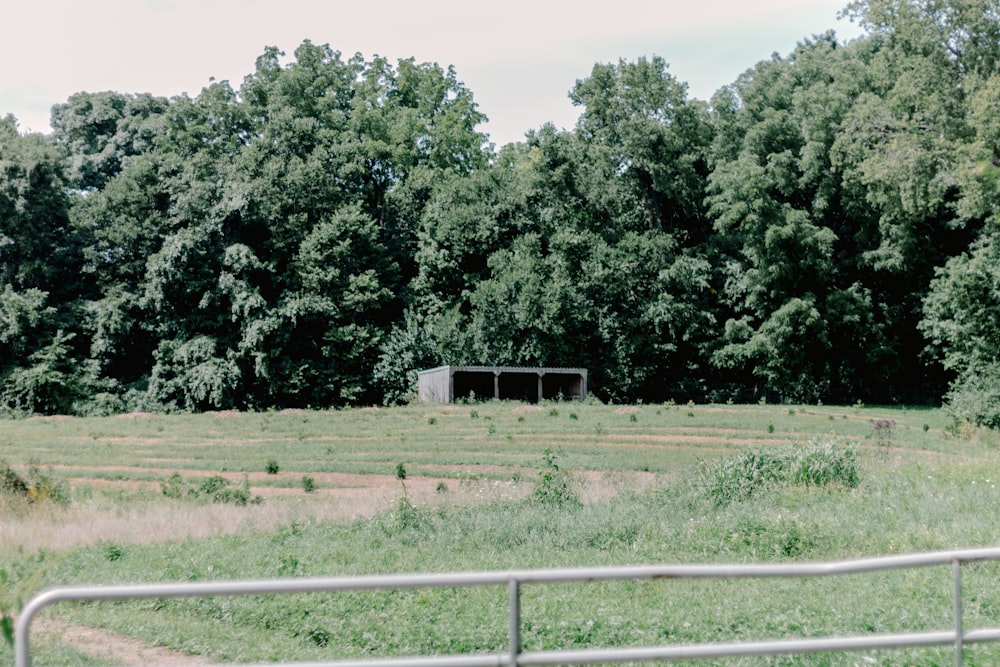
(17, 547, 1000, 667)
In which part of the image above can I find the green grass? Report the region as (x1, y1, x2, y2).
(2, 401, 1000, 665)
(0, 402, 964, 481)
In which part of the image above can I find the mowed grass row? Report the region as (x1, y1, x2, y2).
(0, 402, 961, 483)
(3, 401, 1000, 666)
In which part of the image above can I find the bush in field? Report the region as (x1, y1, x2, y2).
(192, 475, 257, 505)
(161, 473, 262, 505)
(944, 365, 1000, 431)
(1, 464, 69, 505)
(301, 475, 316, 493)
(700, 441, 859, 506)
(1, 466, 28, 497)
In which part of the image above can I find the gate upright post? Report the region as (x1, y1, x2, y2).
(953, 559, 963, 667)
(508, 578, 521, 667)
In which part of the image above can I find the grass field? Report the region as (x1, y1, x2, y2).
(3, 400, 1000, 665)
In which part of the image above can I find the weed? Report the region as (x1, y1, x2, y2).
(629, 413, 638, 423)
(102, 542, 125, 562)
(301, 476, 316, 493)
(548, 408, 559, 417)
(871, 418, 896, 455)
(428, 417, 437, 425)
(396, 462, 408, 499)
(161, 472, 184, 499)
(469, 410, 478, 419)
(436, 481, 448, 493)
(278, 554, 300, 576)
(569, 412, 578, 420)
(306, 628, 331, 647)
(532, 449, 581, 508)
(390, 496, 425, 531)
(265, 458, 280, 475)
(767, 422, 775, 434)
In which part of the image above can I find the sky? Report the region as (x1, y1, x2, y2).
(2, 0, 865, 147)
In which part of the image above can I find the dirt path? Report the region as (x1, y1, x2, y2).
(34, 618, 213, 666)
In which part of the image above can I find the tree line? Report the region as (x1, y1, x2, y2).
(2, 0, 1000, 425)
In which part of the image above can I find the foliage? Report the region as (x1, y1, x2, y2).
(943, 364, 1000, 430)
(922, 231, 1000, 427)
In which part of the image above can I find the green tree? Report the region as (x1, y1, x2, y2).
(51, 91, 168, 191)
(0, 117, 91, 413)
(705, 24, 978, 403)
(921, 231, 1000, 426)
(569, 55, 712, 240)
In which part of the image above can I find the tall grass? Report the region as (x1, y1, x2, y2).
(11, 470, 1000, 665)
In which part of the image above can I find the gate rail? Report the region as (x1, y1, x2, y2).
(17, 547, 1000, 666)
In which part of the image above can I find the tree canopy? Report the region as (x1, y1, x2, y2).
(3, 1, 1000, 424)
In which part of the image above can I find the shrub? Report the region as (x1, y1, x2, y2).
(178, 474, 262, 505)
(265, 459, 280, 475)
(301, 476, 316, 493)
(2, 465, 69, 505)
(945, 365, 1000, 430)
(27, 467, 70, 505)
(1, 466, 28, 497)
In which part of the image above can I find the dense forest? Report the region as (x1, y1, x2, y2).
(3, 0, 1000, 424)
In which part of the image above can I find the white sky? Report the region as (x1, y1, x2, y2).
(2, 0, 864, 147)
